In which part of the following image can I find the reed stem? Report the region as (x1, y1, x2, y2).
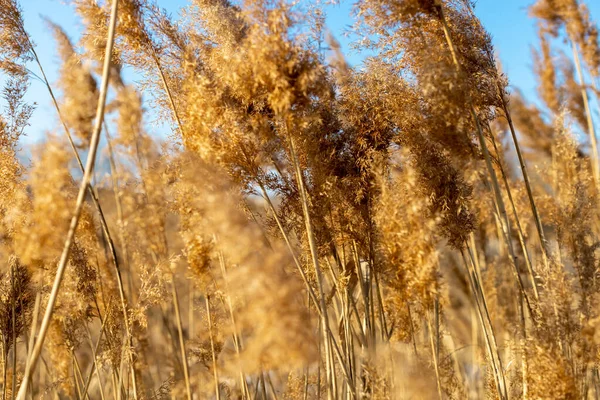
(17, 1, 120, 397)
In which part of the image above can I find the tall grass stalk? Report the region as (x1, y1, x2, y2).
(171, 279, 192, 400)
(16, 1, 120, 397)
(571, 42, 600, 192)
(435, 0, 535, 316)
(286, 127, 337, 400)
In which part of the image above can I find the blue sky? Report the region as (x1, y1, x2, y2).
(12, 0, 600, 145)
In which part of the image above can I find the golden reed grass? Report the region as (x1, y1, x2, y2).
(0, 0, 599, 398)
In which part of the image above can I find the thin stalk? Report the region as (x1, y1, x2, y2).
(519, 295, 528, 400)
(407, 305, 418, 357)
(366, 239, 377, 343)
(215, 247, 250, 398)
(2, 343, 6, 400)
(303, 368, 310, 400)
(427, 311, 443, 400)
(343, 291, 357, 398)
(317, 320, 322, 400)
(465, 1, 552, 268)
(323, 259, 346, 322)
(72, 351, 89, 400)
(10, 264, 16, 400)
(25, 293, 41, 399)
(72, 356, 83, 400)
(260, 372, 268, 400)
(205, 295, 221, 400)
(110, 372, 117, 400)
(28, 20, 139, 399)
(471, 307, 479, 397)
(104, 130, 140, 400)
(489, 130, 540, 301)
(104, 124, 135, 300)
(498, 91, 551, 267)
(171, 279, 192, 400)
(435, 1, 534, 316)
(116, 335, 126, 400)
(238, 147, 334, 338)
(434, 297, 440, 362)
(286, 126, 335, 400)
(150, 49, 185, 137)
(591, 79, 600, 136)
(252, 377, 260, 399)
(571, 41, 600, 192)
(266, 374, 279, 400)
(348, 333, 357, 400)
(352, 241, 371, 345)
(476, 87, 536, 316)
(460, 249, 507, 400)
(81, 319, 108, 400)
(465, 242, 506, 383)
(304, 293, 311, 400)
(17, 1, 120, 397)
(327, 334, 338, 399)
(373, 268, 389, 341)
(254, 179, 355, 396)
(188, 281, 194, 341)
(29, 37, 127, 288)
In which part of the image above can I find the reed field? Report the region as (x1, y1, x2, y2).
(1, 0, 600, 398)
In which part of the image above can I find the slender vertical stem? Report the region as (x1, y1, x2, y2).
(489, 130, 540, 301)
(260, 373, 268, 400)
(266, 374, 279, 400)
(407, 305, 418, 357)
(254, 178, 354, 396)
(110, 372, 117, 400)
(16, 1, 120, 397)
(373, 268, 389, 341)
(71, 351, 89, 400)
(205, 295, 221, 400)
(352, 241, 370, 345)
(29, 41, 126, 289)
(2, 343, 6, 400)
(25, 293, 40, 399)
(465, 243, 506, 382)
(116, 336, 126, 400)
(215, 247, 249, 398)
(172, 278, 192, 400)
(460, 249, 507, 400)
(520, 295, 528, 400)
(72, 356, 83, 400)
(81, 319, 108, 399)
(104, 124, 135, 299)
(286, 125, 335, 400)
(304, 293, 311, 400)
(499, 92, 551, 267)
(10, 264, 16, 400)
(317, 320, 322, 400)
(466, 1, 551, 268)
(188, 281, 194, 341)
(150, 50, 185, 137)
(435, 1, 534, 317)
(27, 15, 139, 400)
(427, 311, 443, 400)
(571, 41, 600, 192)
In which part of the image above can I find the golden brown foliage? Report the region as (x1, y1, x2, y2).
(0, 0, 599, 398)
